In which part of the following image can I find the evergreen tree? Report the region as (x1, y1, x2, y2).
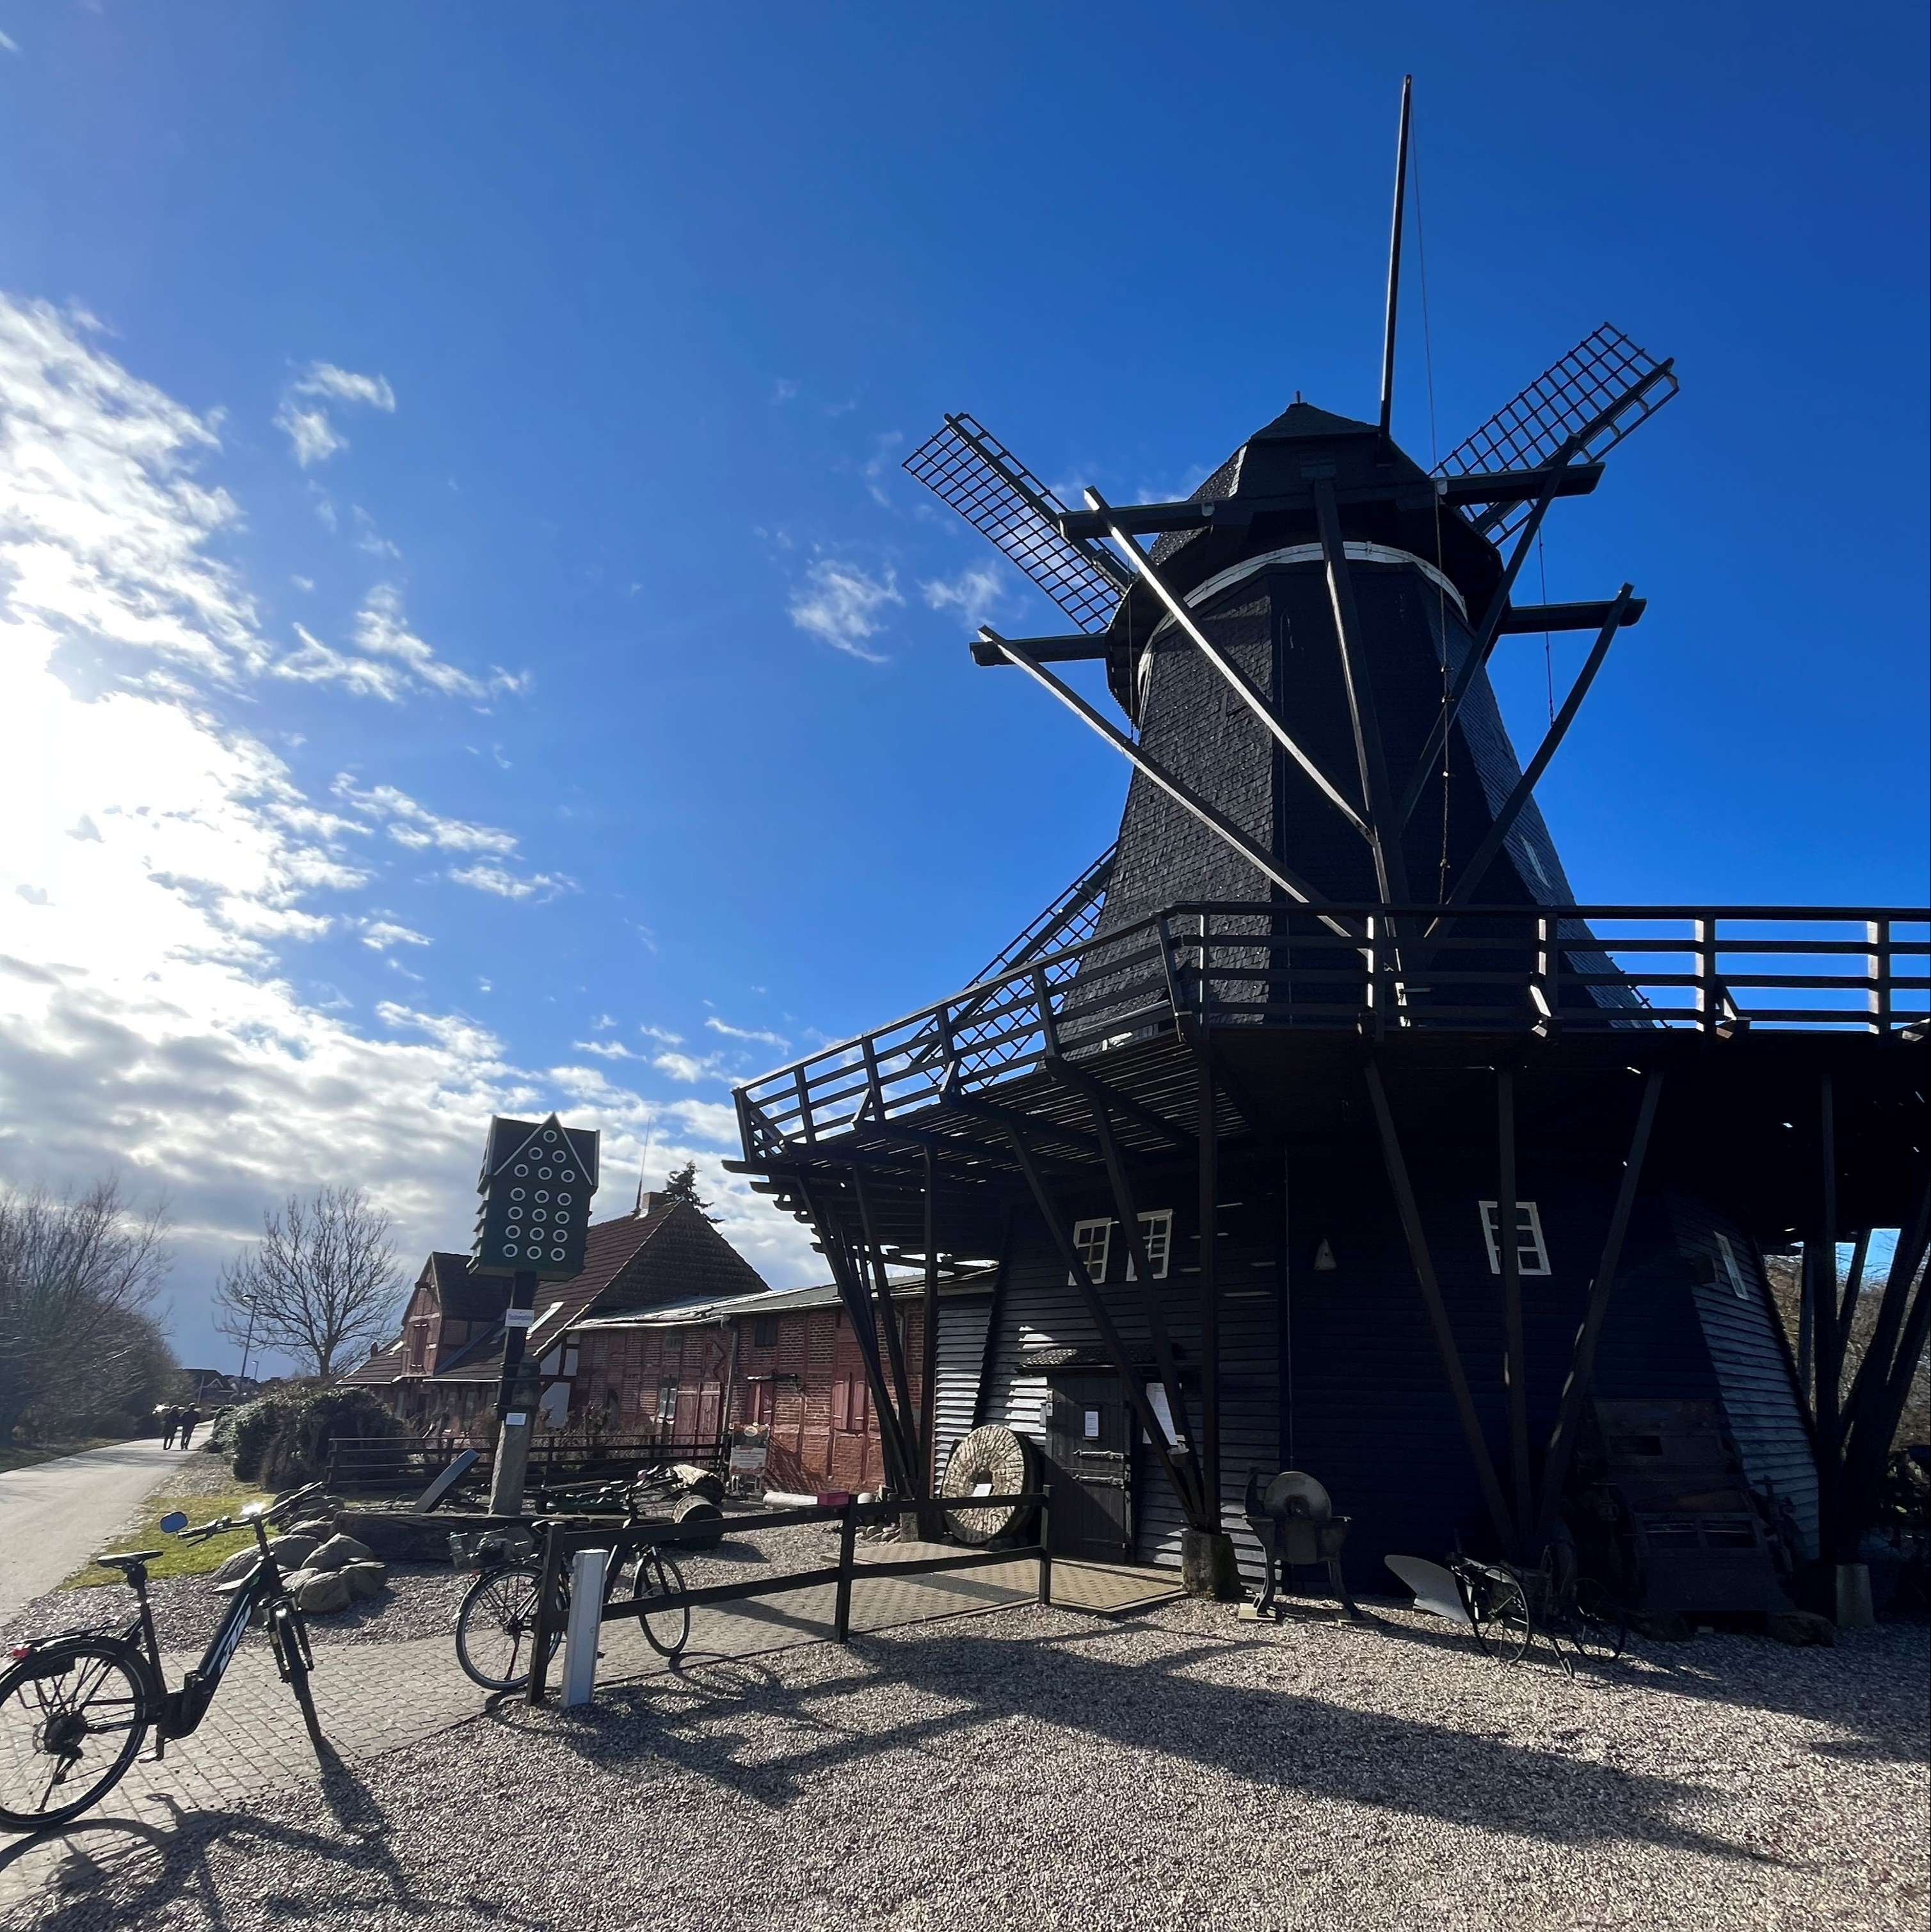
(661, 1159, 719, 1222)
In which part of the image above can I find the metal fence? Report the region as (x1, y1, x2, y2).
(325, 1433, 729, 1495)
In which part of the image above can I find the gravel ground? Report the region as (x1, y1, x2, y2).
(8, 1594, 1923, 1932)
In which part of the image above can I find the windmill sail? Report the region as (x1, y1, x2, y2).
(904, 414, 1132, 633)
(1436, 324, 1678, 543)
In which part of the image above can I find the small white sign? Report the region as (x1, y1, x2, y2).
(1083, 1410, 1101, 1439)
(503, 1411, 529, 1428)
(505, 1309, 534, 1328)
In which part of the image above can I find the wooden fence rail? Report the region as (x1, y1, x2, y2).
(525, 1489, 1052, 1704)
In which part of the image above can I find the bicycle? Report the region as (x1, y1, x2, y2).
(0, 1482, 329, 1833)
(453, 1479, 690, 1692)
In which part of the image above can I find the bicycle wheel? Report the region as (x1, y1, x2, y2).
(626, 1550, 690, 1659)
(1470, 1573, 1534, 1665)
(455, 1565, 563, 1692)
(1570, 1577, 1628, 1664)
(269, 1604, 325, 1754)
(0, 1638, 152, 1831)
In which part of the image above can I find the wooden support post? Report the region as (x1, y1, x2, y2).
(1004, 1123, 1210, 1529)
(833, 1495, 857, 1644)
(1087, 1097, 1205, 1514)
(1865, 919, 1890, 1033)
(1366, 1063, 1516, 1550)
(525, 1522, 562, 1707)
(1812, 1075, 1844, 1547)
(487, 1269, 540, 1518)
(1198, 1052, 1222, 1521)
(920, 1145, 940, 1493)
(1037, 1486, 1054, 1606)
(1498, 1068, 1532, 1550)
(1839, 1182, 1931, 1490)
(1534, 1070, 1665, 1546)
(852, 1165, 923, 1496)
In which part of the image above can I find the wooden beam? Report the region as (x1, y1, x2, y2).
(1363, 1061, 1516, 1551)
(1080, 489, 1375, 846)
(1004, 1122, 1213, 1531)
(1839, 1181, 1931, 1467)
(1045, 1055, 1193, 1151)
(971, 632, 1111, 666)
(1197, 1051, 1222, 1517)
(1498, 1068, 1532, 1549)
(1496, 597, 1647, 634)
(920, 1146, 940, 1493)
(1534, 1070, 1665, 1546)
(851, 1164, 923, 1496)
(1811, 1075, 1845, 1549)
(1313, 479, 1411, 908)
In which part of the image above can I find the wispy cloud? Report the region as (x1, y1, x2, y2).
(274, 362, 397, 468)
(448, 862, 575, 902)
(574, 1038, 643, 1060)
(705, 1016, 789, 1051)
(920, 560, 1007, 631)
(787, 558, 901, 663)
(361, 919, 431, 953)
(332, 778, 517, 855)
(652, 1050, 726, 1084)
(862, 431, 904, 508)
(771, 378, 799, 403)
(352, 584, 527, 704)
(639, 1024, 683, 1045)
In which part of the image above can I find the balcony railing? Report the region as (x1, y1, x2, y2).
(734, 904, 1928, 1159)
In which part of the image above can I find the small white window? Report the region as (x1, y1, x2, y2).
(1070, 1218, 1112, 1284)
(1715, 1232, 1749, 1300)
(1478, 1201, 1551, 1276)
(1127, 1211, 1173, 1282)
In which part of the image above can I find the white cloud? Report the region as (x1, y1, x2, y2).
(332, 778, 517, 855)
(639, 1024, 683, 1045)
(1, 31, 22, 55)
(447, 862, 575, 902)
(920, 561, 1007, 631)
(351, 583, 527, 704)
(662, 1099, 739, 1145)
(362, 919, 431, 953)
(273, 362, 396, 468)
(573, 1039, 642, 1061)
(704, 1016, 789, 1051)
(862, 431, 904, 508)
(0, 293, 823, 1365)
(787, 558, 901, 662)
(771, 378, 799, 403)
(652, 1051, 725, 1084)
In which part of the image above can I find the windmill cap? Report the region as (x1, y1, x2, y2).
(1246, 399, 1381, 444)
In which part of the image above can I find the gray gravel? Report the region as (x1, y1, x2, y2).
(8, 1594, 1924, 1932)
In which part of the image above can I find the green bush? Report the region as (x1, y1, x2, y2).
(219, 1387, 404, 1489)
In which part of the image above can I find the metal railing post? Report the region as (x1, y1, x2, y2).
(1866, 919, 1889, 1033)
(1037, 1485, 1052, 1607)
(1694, 916, 1716, 1033)
(833, 1494, 857, 1644)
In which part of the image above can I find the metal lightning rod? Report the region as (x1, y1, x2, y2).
(1377, 74, 1414, 443)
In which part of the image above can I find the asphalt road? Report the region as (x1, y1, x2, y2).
(0, 1438, 184, 1623)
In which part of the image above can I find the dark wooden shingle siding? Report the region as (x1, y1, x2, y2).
(1669, 1198, 1819, 1554)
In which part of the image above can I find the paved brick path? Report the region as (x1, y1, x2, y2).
(1, 1541, 1164, 1913)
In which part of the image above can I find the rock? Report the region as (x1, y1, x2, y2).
(289, 1517, 337, 1543)
(266, 1534, 319, 1570)
(211, 1546, 264, 1586)
(335, 1510, 468, 1564)
(305, 1534, 374, 1574)
(293, 1569, 352, 1615)
(341, 1560, 387, 1601)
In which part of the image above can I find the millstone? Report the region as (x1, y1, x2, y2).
(939, 1424, 1034, 1545)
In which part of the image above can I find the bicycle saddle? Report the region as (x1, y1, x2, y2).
(96, 1550, 161, 1570)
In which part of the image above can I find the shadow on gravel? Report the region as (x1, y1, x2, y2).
(520, 1620, 1775, 1866)
(0, 1761, 543, 1932)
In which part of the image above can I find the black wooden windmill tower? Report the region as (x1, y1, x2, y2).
(730, 82, 1927, 1616)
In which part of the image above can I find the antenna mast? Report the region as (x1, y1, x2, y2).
(1377, 74, 1414, 442)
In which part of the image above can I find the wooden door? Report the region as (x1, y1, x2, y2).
(1045, 1375, 1132, 1563)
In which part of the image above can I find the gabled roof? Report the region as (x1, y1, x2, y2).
(426, 1251, 511, 1324)
(572, 1266, 997, 1332)
(1246, 398, 1379, 443)
(477, 1113, 600, 1191)
(421, 1199, 771, 1382)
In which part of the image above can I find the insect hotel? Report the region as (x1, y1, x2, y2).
(728, 102, 1927, 1621)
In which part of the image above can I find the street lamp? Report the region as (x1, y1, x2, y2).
(236, 1291, 262, 1392)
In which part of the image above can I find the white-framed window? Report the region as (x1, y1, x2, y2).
(1069, 1212, 1173, 1285)
(655, 1379, 679, 1426)
(1070, 1218, 1112, 1284)
(1478, 1200, 1551, 1276)
(1715, 1232, 1749, 1300)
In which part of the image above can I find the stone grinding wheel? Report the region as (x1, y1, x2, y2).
(1263, 1470, 1333, 1520)
(940, 1424, 1035, 1545)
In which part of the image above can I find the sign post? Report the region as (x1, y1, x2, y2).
(469, 1113, 600, 1518)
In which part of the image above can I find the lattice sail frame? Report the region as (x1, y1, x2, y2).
(904, 414, 1131, 634)
(1436, 324, 1679, 543)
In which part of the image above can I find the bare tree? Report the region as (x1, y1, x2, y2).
(216, 1186, 404, 1382)
(0, 1178, 173, 1443)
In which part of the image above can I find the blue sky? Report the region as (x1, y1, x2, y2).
(2, 4, 1925, 1370)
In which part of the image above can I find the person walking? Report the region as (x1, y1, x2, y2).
(159, 1406, 179, 1450)
(177, 1404, 200, 1449)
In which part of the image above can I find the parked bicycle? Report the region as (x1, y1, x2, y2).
(453, 1478, 691, 1691)
(0, 1482, 330, 1833)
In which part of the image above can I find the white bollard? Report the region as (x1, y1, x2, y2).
(561, 1548, 609, 1708)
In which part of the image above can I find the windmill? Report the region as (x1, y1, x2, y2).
(730, 82, 1926, 1618)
